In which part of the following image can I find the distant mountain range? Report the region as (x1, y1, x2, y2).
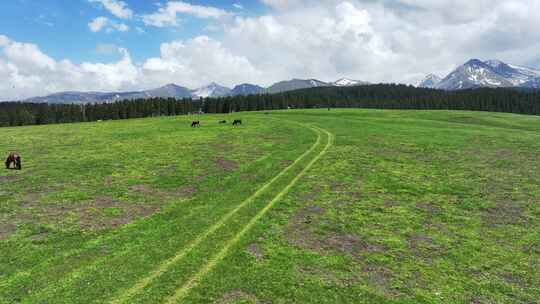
(23, 78, 369, 104)
(23, 58, 540, 104)
(419, 59, 540, 90)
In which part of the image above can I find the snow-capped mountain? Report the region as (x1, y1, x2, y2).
(423, 59, 540, 90)
(521, 77, 540, 89)
(144, 83, 192, 98)
(332, 78, 369, 87)
(484, 60, 540, 86)
(418, 74, 442, 88)
(191, 82, 232, 99)
(230, 83, 265, 96)
(436, 59, 513, 90)
(266, 79, 330, 94)
(24, 84, 192, 104)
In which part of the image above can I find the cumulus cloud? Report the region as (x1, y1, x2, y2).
(141, 36, 262, 88)
(0, 35, 259, 100)
(109, 22, 129, 32)
(230, 0, 540, 83)
(260, 0, 306, 10)
(3, 0, 540, 100)
(0, 35, 139, 100)
(88, 16, 129, 33)
(89, 0, 133, 19)
(89, 17, 108, 32)
(143, 1, 232, 27)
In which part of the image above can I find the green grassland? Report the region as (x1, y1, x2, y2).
(0, 109, 539, 303)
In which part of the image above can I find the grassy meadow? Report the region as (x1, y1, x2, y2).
(0, 109, 539, 303)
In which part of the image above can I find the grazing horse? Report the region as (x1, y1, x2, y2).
(5, 153, 21, 170)
(219, 120, 227, 124)
(191, 121, 200, 127)
(232, 119, 242, 126)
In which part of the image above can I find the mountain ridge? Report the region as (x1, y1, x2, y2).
(23, 77, 371, 104)
(420, 59, 540, 90)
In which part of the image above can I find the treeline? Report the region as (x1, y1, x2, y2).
(1, 84, 540, 127)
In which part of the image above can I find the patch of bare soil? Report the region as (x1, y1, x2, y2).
(104, 175, 114, 186)
(215, 290, 261, 304)
(416, 202, 441, 216)
(171, 185, 198, 198)
(0, 175, 18, 183)
(483, 201, 526, 227)
(22, 193, 42, 205)
(286, 205, 386, 259)
(362, 265, 402, 297)
(330, 182, 348, 192)
(240, 173, 258, 182)
(246, 243, 264, 263)
(129, 184, 154, 194)
(19, 196, 161, 232)
(215, 157, 238, 172)
(407, 233, 447, 264)
(522, 241, 540, 254)
(299, 186, 322, 203)
(0, 222, 17, 240)
(77, 196, 160, 231)
(211, 142, 236, 152)
(500, 272, 530, 290)
(297, 265, 359, 287)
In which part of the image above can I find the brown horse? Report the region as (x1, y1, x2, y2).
(5, 153, 21, 170)
(191, 121, 200, 127)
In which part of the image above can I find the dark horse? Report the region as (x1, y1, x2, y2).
(232, 119, 242, 126)
(5, 153, 21, 170)
(191, 121, 200, 127)
(219, 120, 227, 124)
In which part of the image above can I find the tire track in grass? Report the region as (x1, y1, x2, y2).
(15, 141, 285, 302)
(2, 120, 303, 299)
(164, 126, 333, 304)
(109, 126, 323, 304)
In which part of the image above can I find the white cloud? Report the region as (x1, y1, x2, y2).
(110, 22, 129, 32)
(260, 0, 305, 10)
(221, 1, 396, 84)
(4, 0, 540, 100)
(143, 1, 232, 27)
(233, 3, 244, 10)
(0, 35, 260, 100)
(89, 0, 133, 19)
(0, 36, 139, 100)
(141, 36, 262, 88)
(89, 17, 108, 32)
(234, 0, 540, 84)
(88, 16, 129, 33)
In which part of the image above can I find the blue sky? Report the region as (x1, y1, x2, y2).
(1, 0, 263, 64)
(1, 0, 540, 99)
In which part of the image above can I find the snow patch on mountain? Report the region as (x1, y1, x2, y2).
(191, 82, 231, 98)
(333, 78, 369, 87)
(418, 74, 442, 88)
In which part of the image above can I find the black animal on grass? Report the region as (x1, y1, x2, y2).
(219, 120, 227, 124)
(5, 153, 21, 170)
(232, 120, 242, 126)
(191, 121, 200, 127)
